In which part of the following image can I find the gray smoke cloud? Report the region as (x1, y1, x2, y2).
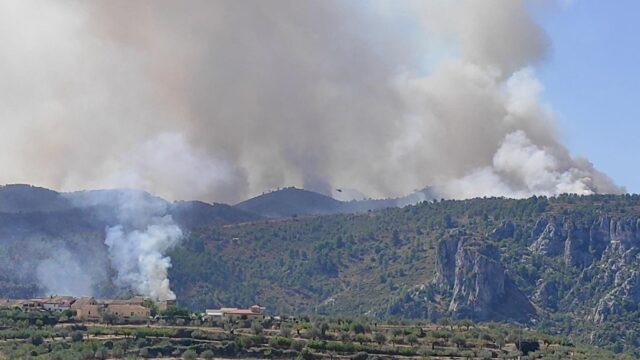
(0, 0, 624, 203)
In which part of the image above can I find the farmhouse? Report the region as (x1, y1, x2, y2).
(70, 297, 97, 310)
(41, 296, 76, 312)
(104, 304, 150, 321)
(75, 305, 102, 321)
(205, 305, 265, 322)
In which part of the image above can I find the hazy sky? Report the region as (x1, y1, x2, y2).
(535, 0, 640, 193)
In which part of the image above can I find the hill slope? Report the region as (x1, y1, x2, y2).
(234, 187, 343, 218)
(170, 194, 640, 356)
(2, 184, 640, 355)
(234, 186, 438, 218)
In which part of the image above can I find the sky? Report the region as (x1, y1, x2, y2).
(535, 0, 640, 193)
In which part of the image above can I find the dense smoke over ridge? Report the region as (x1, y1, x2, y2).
(0, 0, 623, 202)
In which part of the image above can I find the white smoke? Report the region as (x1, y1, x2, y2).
(442, 130, 610, 199)
(104, 191, 183, 301)
(36, 249, 94, 297)
(0, 0, 624, 202)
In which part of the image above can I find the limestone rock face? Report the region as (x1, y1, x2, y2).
(529, 216, 640, 270)
(592, 271, 640, 323)
(527, 216, 640, 323)
(529, 218, 565, 256)
(435, 232, 535, 322)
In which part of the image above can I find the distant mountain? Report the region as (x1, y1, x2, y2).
(169, 201, 260, 228)
(234, 186, 438, 218)
(234, 187, 343, 218)
(0, 184, 260, 229)
(1, 183, 439, 220)
(0, 184, 73, 213)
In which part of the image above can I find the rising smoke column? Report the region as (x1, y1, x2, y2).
(104, 191, 183, 301)
(0, 0, 625, 202)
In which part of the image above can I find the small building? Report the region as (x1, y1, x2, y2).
(75, 305, 102, 321)
(205, 305, 265, 322)
(16, 299, 44, 312)
(41, 296, 76, 312)
(104, 304, 150, 322)
(155, 299, 176, 311)
(71, 297, 97, 310)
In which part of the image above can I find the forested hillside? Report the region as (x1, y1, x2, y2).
(169, 194, 640, 356)
(2, 184, 640, 355)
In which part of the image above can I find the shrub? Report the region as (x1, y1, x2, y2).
(373, 332, 386, 345)
(280, 325, 292, 337)
(351, 323, 366, 334)
(182, 349, 197, 360)
(251, 321, 264, 335)
(71, 331, 83, 342)
(30, 334, 44, 346)
(291, 340, 305, 351)
(202, 349, 215, 360)
(270, 336, 293, 349)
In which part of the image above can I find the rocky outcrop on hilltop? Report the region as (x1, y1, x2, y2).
(435, 231, 535, 322)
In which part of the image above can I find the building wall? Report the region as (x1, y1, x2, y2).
(76, 305, 101, 320)
(224, 313, 265, 322)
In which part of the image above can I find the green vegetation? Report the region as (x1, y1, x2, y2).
(0, 309, 624, 359)
(167, 194, 640, 356)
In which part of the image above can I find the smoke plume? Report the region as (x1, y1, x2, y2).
(104, 191, 183, 301)
(0, 0, 624, 202)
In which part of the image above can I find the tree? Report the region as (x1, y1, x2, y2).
(251, 321, 263, 335)
(317, 321, 330, 338)
(391, 327, 404, 343)
(459, 319, 474, 331)
(305, 327, 321, 340)
(452, 335, 466, 349)
(71, 331, 83, 342)
(280, 325, 292, 338)
(202, 350, 215, 360)
(340, 331, 351, 342)
(161, 306, 190, 319)
(30, 334, 44, 346)
(406, 334, 418, 346)
(182, 349, 197, 360)
(101, 312, 119, 325)
(94, 348, 109, 360)
(351, 323, 366, 335)
(141, 299, 159, 316)
(373, 332, 387, 345)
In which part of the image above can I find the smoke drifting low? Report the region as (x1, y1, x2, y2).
(0, 0, 624, 202)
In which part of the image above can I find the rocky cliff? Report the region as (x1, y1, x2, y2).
(434, 231, 535, 322)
